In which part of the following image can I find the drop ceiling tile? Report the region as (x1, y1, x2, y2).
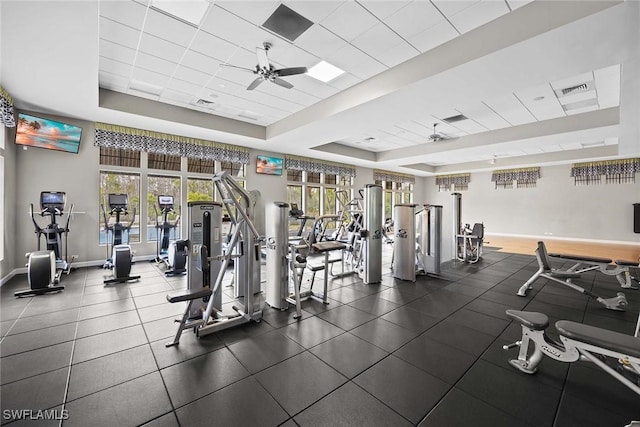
(131, 67, 170, 87)
(291, 77, 340, 99)
(99, 17, 142, 49)
(558, 90, 597, 106)
(408, 20, 459, 53)
(205, 77, 250, 96)
(99, 71, 129, 92)
(320, 2, 378, 42)
(358, 0, 411, 20)
(144, 8, 198, 46)
(377, 41, 420, 68)
(267, 44, 318, 69)
(135, 51, 178, 76)
(99, 39, 136, 64)
(216, 1, 280, 26)
(431, 1, 477, 19)
(447, 0, 509, 34)
(385, 1, 445, 40)
(396, 120, 432, 137)
(180, 50, 222, 75)
(165, 76, 203, 95)
(550, 71, 594, 91)
(326, 43, 386, 80)
(483, 94, 536, 126)
(237, 26, 283, 54)
(99, 57, 133, 78)
(295, 24, 349, 60)
(161, 89, 194, 104)
(172, 65, 211, 87)
(351, 22, 405, 58)
(456, 102, 510, 130)
(284, 1, 344, 24)
(594, 64, 620, 109)
(328, 72, 361, 91)
(515, 83, 566, 121)
(138, 33, 187, 63)
(99, 1, 148, 30)
(559, 142, 583, 150)
(565, 105, 599, 115)
(190, 31, 239, 62)
(223, 47, 261, 71)
(449, 119, 488, 134)
(200, 5, 259, 47)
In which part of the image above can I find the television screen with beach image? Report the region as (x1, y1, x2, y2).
(16, 113, 82, 154)
(256, 155, 283, 176)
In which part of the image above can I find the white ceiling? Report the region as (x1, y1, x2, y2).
(2, 0, 639, 175)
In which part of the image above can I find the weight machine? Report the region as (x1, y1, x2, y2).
(153, 195, 187, 276)
(102, 193, 140, 285)
(15, 191, 74, 297)
(165, 171, 263, 346)
(452, 192, 485, 263)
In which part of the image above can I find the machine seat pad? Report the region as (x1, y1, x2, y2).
(547, 271, 582, 279)
(548, 253, 612, 264)
(555, 320, 640, 359)
(616, 259, 639, 267)
(312, 241, 346, 253)
(506, 310, 549, 330)
(167, 288, 212, 303)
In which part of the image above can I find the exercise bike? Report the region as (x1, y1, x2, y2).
(15, 191, 74, 297)
(101, 193, 140, 285)
(153, 195, 187, 276)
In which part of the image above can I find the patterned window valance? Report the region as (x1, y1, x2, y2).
(435, 173, 470, 191)
(491, 167, 540, 189)
(373, 169, 415, 184)
(571, 158, 640, 185)
(94, 122, 249, 164)
(1, 85, 16, 127)
(285, 155, 356, 177)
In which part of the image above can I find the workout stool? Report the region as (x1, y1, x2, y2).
(165, 287, 212, 347)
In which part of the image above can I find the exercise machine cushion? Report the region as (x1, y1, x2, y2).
(166, 288, 212, 303)
(548, 253, 612, 264)
(506, 310, 549, 330)
(548, 271, 582, 279)
(616, 259, 639, 267)
(312, 241, 346, 253)
(555, 320, 640, 359)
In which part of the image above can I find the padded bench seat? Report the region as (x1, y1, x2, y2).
(548, 253, 612, 264)
(506, 310, 549, 330)
(555, 320, 640, 359)
(167, 288, 212, 303)
(616, 259, 640, 267)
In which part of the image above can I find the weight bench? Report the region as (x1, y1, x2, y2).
(504, 309, 640, 397)
(164, 287, 212, 347)
(548, 252, 639, 290)
(456, 223, 484, 264)
(296, 241, 346, 305)
(517, 241, 628, 311)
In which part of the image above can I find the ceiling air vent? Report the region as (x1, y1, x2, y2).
(262, 4, 313, 42)
(561, 83, 588, 96)
(442, 114, 468, 123)
(191, 98, 217, 110)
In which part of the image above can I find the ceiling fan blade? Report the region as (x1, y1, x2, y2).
(274, 67, 308, 77)
(272, 77, 294, 89)
(220, 63, 256, 73)
(256, 47, 270, 70)
(246, 78, 263, 91)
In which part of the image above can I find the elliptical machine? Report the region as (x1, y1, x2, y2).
(102, 193, 140, 285)
(15, 191, 74, 297)
(153, 195, 187, 276)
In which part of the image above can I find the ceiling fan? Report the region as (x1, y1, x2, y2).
(427, 123, 453, 142)
(221, 42, 307, 91)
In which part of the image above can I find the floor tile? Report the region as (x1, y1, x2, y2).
(347, 294, 401, 316)
(309, 332, 389, 379)
(354, 355, 450, 424)
(350, 318, 419, 352)
(1, 341, 73, 385)
(317, 304, 377, 331)
(553, 391, 638, 427)
(228, 329, 304, 373)
(7, 309, 79, 335)
(294, 382, 412, 427)
(72, 325, 147, 364)
(0, 367, 68, 414)
(63, 372, 172, 427)
(67, 344, 157, 401)
(1, 323, 77, 357)
(75, 310, 140, 339)
(161, 347, 249, 408)
(280, 316, 345, 349)
(254, 351, 347, 416)
(423, 320, 495, 357)
(139, 412, 179, 427)
(175, 377, 288, 426)
(380, 306, 440, 333)
(77, 298, 136, 321)
(150, 332, 225, 369)
(445, 308, 510, 337)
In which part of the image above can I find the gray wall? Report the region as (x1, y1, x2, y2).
(1, 124, 17, 281)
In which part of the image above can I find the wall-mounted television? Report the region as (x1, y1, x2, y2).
(256, 155, 283, 176)
(16, 113, 82, 154)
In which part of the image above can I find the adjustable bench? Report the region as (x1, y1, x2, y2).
(164, 287, 213, 347)
(505, 309, 640, 397)
(548, 252, 639, 290)
(517, 241, 628, 311)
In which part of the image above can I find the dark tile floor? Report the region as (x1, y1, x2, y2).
(1, 246, 639, 426)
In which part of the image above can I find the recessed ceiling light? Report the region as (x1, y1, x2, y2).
(307, 61, 344, 83)
(151, 0, 210, 26)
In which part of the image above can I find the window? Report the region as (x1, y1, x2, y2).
(188, 158, 214, 174)
(148, 153, 181, 171)
(306, 186, 320, 218)
(287, 185, 303, 232)
(99, 147, 141, 167)
(147, 175, 181, 241)
(188, 178, 214, 202)
(99, 171, 141, 244)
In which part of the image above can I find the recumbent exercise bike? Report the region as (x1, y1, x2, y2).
(15, 191, 74, 297)
(101, 193, 140, 285)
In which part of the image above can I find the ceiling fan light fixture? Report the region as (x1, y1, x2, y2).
(307, 61, 344, 83)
